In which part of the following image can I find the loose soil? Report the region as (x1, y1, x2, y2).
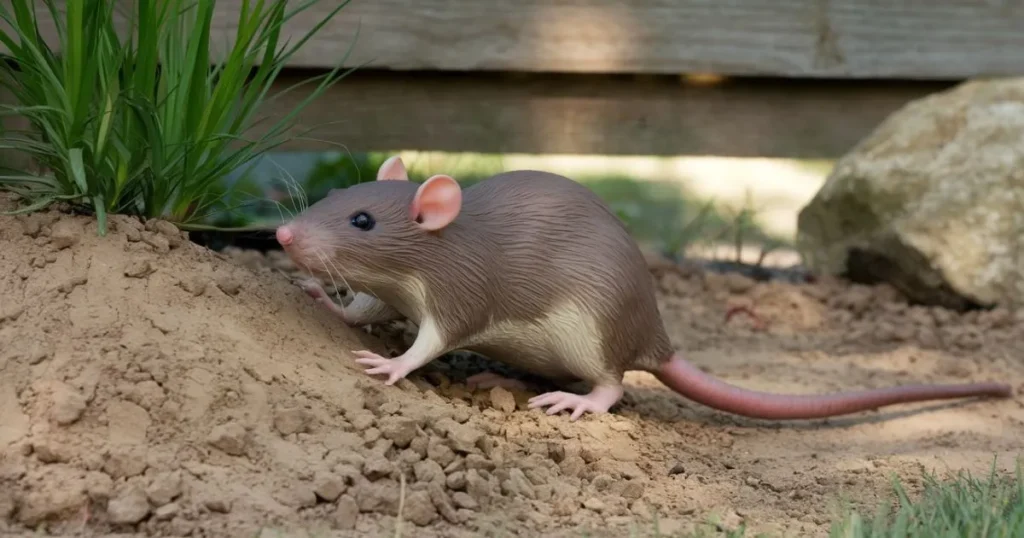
(1, 200, 1022, 538)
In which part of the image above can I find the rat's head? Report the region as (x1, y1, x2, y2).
(275, 155, 463, 286)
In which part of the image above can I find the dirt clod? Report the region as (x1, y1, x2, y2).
(124, 260, 155, 278)
(49, 383, 87, 425)
(48, 219, 81, 249)
(380, 416, 419, 448)
(146, 471, 183, 507)
(489, 386, 516, 413)
(404, 490, 439, 526)
(206, 422, 248, 456)
(273, 405, 313, 435)
(107, 485, 151, 524)
(333, 495, 360, 530)
(313, 471, 347, 502)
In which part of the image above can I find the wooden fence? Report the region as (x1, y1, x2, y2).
(9, 1, 1024, 158)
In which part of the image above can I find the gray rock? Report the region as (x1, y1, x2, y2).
(797, 78, 1024, 309)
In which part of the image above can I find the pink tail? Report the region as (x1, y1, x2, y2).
(654, 354, 1013, 420)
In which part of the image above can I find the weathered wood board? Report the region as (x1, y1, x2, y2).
(10, 0, 1024, 79)
(261, 71, 951, 157)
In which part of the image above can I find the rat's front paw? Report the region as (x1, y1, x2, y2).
(299, 279, 352, 324)
(352, 350, 414, 385)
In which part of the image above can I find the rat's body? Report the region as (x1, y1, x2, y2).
(276, 156, 1012, 421)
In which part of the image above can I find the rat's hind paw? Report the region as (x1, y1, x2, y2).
(466, 371, 527, 391)
(527, 385, 624, 421)
(352, 350, 414, 385)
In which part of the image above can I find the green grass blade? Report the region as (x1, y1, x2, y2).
(68, 147, 87, 193)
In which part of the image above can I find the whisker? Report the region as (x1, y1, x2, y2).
(315, 247, 366, 302)
(312, 249, 345, 301)
(270, 159, 307, 216)
(244, 192, 291, 224)
(316, 247, 384, 303)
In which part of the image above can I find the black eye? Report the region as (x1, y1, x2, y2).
(350, 211, 375, 231)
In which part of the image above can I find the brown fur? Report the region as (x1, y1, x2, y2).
(283, 170, 672, 386)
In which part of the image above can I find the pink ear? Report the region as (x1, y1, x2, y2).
(411, 174, 462, 231)
(376, 155, 408, 181)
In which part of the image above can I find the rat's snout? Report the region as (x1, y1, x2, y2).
(274, 222, 328, 275)
(276, 225, 294, 246)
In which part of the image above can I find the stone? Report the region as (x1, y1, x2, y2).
(413, 459, 445, 484)
(313, 471, 347, 502)
(583, 497, 606, 512)
(146, 471, 183, 506)
(362, 457, 395, 480)
(204, 497, 232, 513)
(402, 490, 438, 526)
(50, 383, 87, 425)
(273, 406, 313, 436)
(207, 422, 248, 456)
(352, 479, 400, 515)
(333, 495, 360, 530)
(620, 480, 645, 500)
(32, 439, 71, 463)
(797, 78, 1024, 309)
(502, 468, 536, 499)
(447, 423, 484, 453)
(124, 260, 155, 278)
(427, 483, 462, 524)
(427, 437, 456, 467)
(445, 471, 467, 491)
(154, 502, 180, 521)
(103, 446, 148, 479)
(84, 471, 114, 502)
(452, 491, 478, 510)
(107, 485, 151, 524)
(49, 219, 81, 249)
(379, 416, 418, 448)
(141, 232, 170, 253)
(275, 483, 317, 509)
(488, 386, 516, 414)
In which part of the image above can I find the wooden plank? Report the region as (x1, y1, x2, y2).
(257, 70, 952, 158)
(13, 1, 1024, 79)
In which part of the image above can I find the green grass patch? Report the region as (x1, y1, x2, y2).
(0, 0, 355, 234)
(831, 459, 1024, 538)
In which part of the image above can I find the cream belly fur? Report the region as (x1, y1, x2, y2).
(459, 299, 614, 385)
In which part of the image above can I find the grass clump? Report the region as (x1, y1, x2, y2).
(0, 0, 354, 234)
(831, 459, 1024, 538)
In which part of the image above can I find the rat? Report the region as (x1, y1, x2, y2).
(274, 155, 1013, 421)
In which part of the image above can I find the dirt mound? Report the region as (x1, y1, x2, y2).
(1, 201, 1022, 538)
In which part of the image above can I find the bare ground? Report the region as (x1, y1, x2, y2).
(1, 201, 1022, 538)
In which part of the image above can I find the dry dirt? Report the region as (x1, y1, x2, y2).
(1, 201, 1023, 538)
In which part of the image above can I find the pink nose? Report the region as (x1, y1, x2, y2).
(276, 225, 294, 246)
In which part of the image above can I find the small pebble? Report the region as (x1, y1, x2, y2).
(107, 485, 150, 524)
(451, 491, 478, 510)
(124, 260, 155, 278)
(204, 498, 232, 513)
(489, 386, 516, 414)
(49, 220, 81, 249)
(333, 495, 359, 530)
(313, 471, 347, 502)
(207, 422, 248, 456)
